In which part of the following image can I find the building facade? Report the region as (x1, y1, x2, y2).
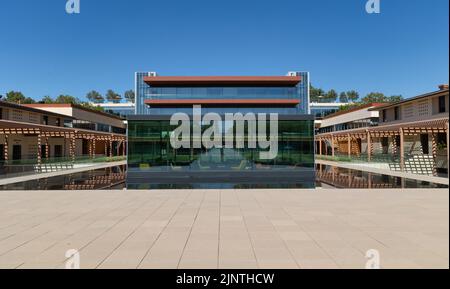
(93, 102, 136, 118)
(1, 102, 127, 176)
(315, 85, 449, 177)
(128, 72, 315, 189)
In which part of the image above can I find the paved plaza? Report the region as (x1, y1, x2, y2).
(0, 189, 448, 269)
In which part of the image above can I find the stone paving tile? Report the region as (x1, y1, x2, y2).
(0, 189, 447, 269)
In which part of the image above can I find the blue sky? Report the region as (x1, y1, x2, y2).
(0, 0, 448, 102)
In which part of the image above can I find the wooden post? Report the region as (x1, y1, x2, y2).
(89, 139, 93, 159)
(45, 137, 49, 159)
(37, 134, 42, 166)
(331, 134, 335, 157)
(4, 134, 8, 162)
(431, 133, 438, 176)
(367, 130, 372, 162)
(109, 139, 113, 159)
(447, 122, 449, 177)
(391, 134, 397, 157)
(71, 134, 76, 162)
(93, 139, 96, 159)
(348, 170, 352, 187)
(347, 134, 351, 158)
(400, 128, 405, 171)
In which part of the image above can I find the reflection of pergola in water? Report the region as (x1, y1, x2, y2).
(316, 117, 449, 176)
(63, 172, 126, 190)
(316, 164, 401, 189)
(0, 119, 126, 165)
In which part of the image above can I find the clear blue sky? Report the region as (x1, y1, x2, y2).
(0, 0, 448, 102)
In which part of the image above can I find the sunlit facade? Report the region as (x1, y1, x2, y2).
(128, 72, 315, 189)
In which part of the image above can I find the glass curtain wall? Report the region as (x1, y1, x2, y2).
(128, 119, 314, 172)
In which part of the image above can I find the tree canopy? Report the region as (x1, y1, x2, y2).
(310, 85, 359, 104)
(360, 92, 404, 104)
(339, 92, 348, 103)
(106, 90, 122, 103)
(346, 90, 359, 102)
(55, 95, 79, 104)
(4, 91, 36, 104)
(124, 90, 135, 103)
(325, 89, 338, 102)
(86, 90, 104, 103)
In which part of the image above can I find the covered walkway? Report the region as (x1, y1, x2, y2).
(316, 117, 449, 177)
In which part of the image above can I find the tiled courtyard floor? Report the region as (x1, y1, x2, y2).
(0, 189, 448, 269)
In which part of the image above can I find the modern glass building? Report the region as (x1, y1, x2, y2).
(128, 72, 315, 189)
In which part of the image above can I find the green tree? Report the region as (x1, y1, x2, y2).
(124, 90, 135, 103)
(339, 92, 348, 103)
(325, 89, 338, 102)
(389, 95, 403, 102)
(55, 95, 79, 104)
(80, 102, 105, 112)
(361, 92, 388, 104)
(338, 103, 359, 111)
(86, 90, 104, 103)
(5, 91, 35, 104)
(41, 96, 55, 104)
(106, 90, 122, 103)
(310, 85, 325, 102)
(346, 90, 359, 103)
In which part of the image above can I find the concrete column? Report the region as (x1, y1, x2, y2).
(400, 128, 405, 171)
(319, 139, 323, 155)
(122, 140, 126, 156)
(104, 141, 108, 157)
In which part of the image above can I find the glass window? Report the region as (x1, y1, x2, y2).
(439, 95, 446, 113)
(394, 107, 400, 120)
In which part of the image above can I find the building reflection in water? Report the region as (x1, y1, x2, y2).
(315, 164, 448, 189)
(0, 166, 126, 191)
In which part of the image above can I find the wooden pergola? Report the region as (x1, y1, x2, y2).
(0, 119, 127, 165)
(316, 117, 449, 175)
